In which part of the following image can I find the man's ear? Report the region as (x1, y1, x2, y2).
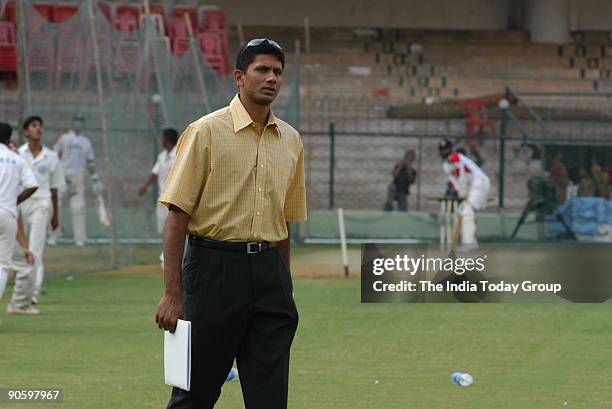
(234, 69, 244, 87)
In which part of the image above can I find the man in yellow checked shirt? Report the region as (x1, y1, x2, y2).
(156, 39, 306, 409)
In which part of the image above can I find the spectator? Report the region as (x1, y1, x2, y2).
(591, 162, 610, 199)
(384, 149, 417, 212)
(550, 151, 569, 204)
(577, 167, 596, 197)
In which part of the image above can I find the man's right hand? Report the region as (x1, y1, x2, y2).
(155, 292, 184, 333)
(23, 248, 35, 265)
(138, 185, 147, 196)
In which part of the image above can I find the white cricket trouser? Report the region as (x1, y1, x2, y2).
(52, 174, 87, 245)
(0, 207, 17, 301)
(466, 176, 490, 211)
(20, 198, 51, 302)
(8, 242, 37, 309)
(459, 176, 491, 246)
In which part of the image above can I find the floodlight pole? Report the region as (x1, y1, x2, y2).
(87, 0, 117, 267)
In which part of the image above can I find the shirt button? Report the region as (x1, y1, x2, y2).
(258, 187, 262, 192)
(260, 164, 264, 168)
(256, 211, 261, 215)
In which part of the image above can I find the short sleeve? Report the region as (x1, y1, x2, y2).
(159, 125, 209, 215)
(20, 162, 38, 189)
(151, 154, 161, 175)
(283, 142, 307, 221)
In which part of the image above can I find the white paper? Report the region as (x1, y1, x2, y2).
(164, 319, 191, 391)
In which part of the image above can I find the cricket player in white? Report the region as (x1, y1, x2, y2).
(138, 128, 178, 264)
(53, 115, 102, 246)
(19, 116, 65, 304)
(0, 122, 39, 311)
(439, 139, 490, 251)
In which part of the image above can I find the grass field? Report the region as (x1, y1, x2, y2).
(1, 244, 611, 409)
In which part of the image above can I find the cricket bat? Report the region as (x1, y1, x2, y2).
(95, 193, 110, 227)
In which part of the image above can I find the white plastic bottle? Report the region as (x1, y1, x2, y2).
(226, 368, 239, 382)
(451, 372, 473, 386)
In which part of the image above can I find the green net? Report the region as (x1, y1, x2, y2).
(2, 0, 301, 274)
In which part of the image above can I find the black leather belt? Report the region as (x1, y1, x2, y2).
(189, 236, 276, 254)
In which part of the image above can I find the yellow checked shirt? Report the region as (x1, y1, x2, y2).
(160, 94, 307, 243)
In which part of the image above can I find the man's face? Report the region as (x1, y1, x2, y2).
(161, 136, 172, 151)
(439, 147, 452, 159)
(235, 54, 283, 106)
(73, 119, 84, 134)
(25, 120, 43, 142)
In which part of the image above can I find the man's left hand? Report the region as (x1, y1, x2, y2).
(23, 248, 35, 265)
(50, 213, 59, 230)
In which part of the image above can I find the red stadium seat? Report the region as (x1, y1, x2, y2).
(168, 16, 189, 38)
(114, 13, 138, 33)
(172, 37, 190, 55)
(33, 3, 54, 22)
(172, 7, 197, 31)
(53, 3, 78, 24)
(201, 7, 227, 32)
(0, 21, 14, 44)
(0, 1, 16, 23)
(168, 17, 191, 55)
(114, 5, 139, 31)
(0, 22, 17, 75)
(197, 32, 229, 75)
(198, 8, 229, 75)
(116, 5, 139, 19)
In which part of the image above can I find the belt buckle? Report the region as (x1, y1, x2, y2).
(247, 242, 261, 254)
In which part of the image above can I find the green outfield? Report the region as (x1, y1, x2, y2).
(0, 244, 611, 409)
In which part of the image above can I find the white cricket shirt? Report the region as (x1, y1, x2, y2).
(442, 152, 489, 197)
(0, 144, 39, 217)
(18, 144, 65, 200)
(54, 131, 95, 176)
(152, 146, 176, 193)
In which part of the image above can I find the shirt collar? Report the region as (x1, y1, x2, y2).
(0, 144, 8, 151)
(229, 94, 279, 136)
(21, 144, 48, 159)
(163, 146, 176, 158)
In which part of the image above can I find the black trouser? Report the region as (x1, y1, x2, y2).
(166, 240, 299, 409)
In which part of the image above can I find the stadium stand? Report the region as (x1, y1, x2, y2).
(0, 21, 17, 82)
(1, 2, 610, 215)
